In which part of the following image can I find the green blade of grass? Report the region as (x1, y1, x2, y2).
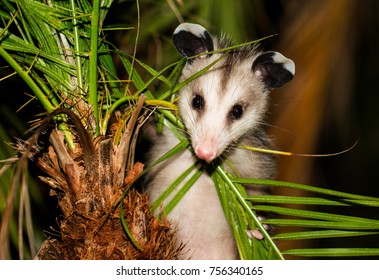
(0, 38, 75, 69)
(215, 166, 284, 260)
(119, 53, 154, 98)
(158, 55, 226, 101)
(282, 248, 379, 257)
(264, 218, 379, 230)
(151, 162, 199, 212)
(88, 0, 101, 135)
(247, 195, 379, 207)
(253, 205, 379, 225)
(70, 0, 84, 95)
(141, 138, 190, 189)
(211, 171, 253, 259)
(98, 47, 122, 97)
(130, 56, 173, 88)
(160, 167, 203, 217)
(9, 54, 75, 90)
(273, 230, 379, 240)
(18, 0, 73, 81)
(119, 193, 141, 251)
(232, 178, 379, 202)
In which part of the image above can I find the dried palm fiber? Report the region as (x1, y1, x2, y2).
(13, 97, 182, 260)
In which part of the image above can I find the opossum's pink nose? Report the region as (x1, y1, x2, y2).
(195, 145, 217, 163)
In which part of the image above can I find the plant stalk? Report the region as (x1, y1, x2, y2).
(70, 0, 84, 95)
(89, 0, 101, 135)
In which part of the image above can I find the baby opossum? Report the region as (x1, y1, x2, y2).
(146, 23, 295, 259)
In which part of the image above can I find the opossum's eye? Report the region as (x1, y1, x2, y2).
(230, 104, 243, 120)
(192, 94, 204, 111)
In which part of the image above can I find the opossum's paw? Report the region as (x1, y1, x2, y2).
(247, 229, 264, 240)
(246, 226, 271, 240)
(246, 215, 271, 240)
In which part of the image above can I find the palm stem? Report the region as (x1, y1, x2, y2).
(89, 0, 101, 135)
(70, 0, 84, 95)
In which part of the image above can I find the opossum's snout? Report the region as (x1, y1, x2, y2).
(192, 136, 220, 163)
(194, 144, 217, 163)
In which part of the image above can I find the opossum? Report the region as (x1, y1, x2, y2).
(146, 23, 295, 260)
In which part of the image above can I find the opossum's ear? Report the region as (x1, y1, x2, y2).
(252, 51, 295, 88)
(172, 23, 214, 58)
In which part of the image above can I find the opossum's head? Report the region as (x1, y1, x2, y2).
(173, 23, 295, 163)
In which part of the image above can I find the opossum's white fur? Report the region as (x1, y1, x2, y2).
(146, 23, 295, 260)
